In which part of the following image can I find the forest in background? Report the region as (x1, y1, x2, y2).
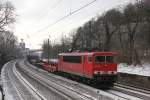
(42, 0, 150, 65)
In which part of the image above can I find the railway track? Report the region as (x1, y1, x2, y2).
(112, 84, 150, 100)
(16, 63, 94, 100)
(114, 83, 150, 95)
(24, 62, 140, 100)
(13, 63, 47, 100)
(2, 60, 150, 100)
(23, 60, 150, 100)
(2, 61, 45, 100)
(17, 60, 102, 100)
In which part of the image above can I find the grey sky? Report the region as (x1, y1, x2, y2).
(10, 0, 135, 49)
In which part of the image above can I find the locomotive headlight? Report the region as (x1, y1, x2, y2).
(94, 71, 117, 74)
(113, 71, 117, 74)
(94, 71, 98, 74)
(94, 71, 102, 74)
(94, 71, 104, 74)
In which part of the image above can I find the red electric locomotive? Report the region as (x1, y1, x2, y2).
(58, 52, 118, 87)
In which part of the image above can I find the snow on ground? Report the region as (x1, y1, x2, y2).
(0, 76, 2, 100)
(0, 77, 2, 100)
(0, 93, 1, 100)
(1, 62, 16, 100)
(118, 63, 150, 77)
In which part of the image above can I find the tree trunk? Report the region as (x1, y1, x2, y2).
(134, 49, 142, 66)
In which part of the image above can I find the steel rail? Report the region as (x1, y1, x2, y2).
(13, 62, 47, 100)
(7, 62, 25, 100)
(16, 62, 81, 100)
(24, 60, 141, 100)
(111, 85, 150, 100)
(17, 62, 96, 100)
(114, 83, 150, 94)
(25, 61, 145, 99)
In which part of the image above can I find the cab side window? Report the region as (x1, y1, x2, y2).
(63, 56, 81, 63)
(88, 56, 92, 63)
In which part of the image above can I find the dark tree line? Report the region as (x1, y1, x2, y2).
(42, 35, 71, 59)
(42, 0, 150, 65)
(0, 1, 21, 70)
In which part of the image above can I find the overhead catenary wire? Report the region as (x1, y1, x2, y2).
(35, 0, 63, 24)
(36, 0, 97, 33)
(25, 0, 133, 49)
(28, 0, 63, 37)
(29, 0, 97, 48)
(26, 0, 63, 39)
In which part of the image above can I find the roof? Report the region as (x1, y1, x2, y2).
(58, 52, 118, 56)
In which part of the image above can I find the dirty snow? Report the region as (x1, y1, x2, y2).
(118, 63, 150, 77)
(0, 78, 2, 100)
(0, 91, 2, 100)
(1, 62, 16, 100)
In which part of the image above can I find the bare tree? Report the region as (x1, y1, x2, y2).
(0, 2, 15, 31)
(141, 0, 150, 48)
(0, 1, 18, 70)
(123, 3, 142, 65)
(101, 9, 122, 51)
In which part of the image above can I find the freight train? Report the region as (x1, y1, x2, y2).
(41, 51, 118, 88)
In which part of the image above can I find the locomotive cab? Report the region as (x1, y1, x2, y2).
(92, 52, 118, 83)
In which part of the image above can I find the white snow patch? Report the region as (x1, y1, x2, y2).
(0, 91, 2, 100)
(1, 62, 16, 100)
(118, 63, 150, 77)
(0, 77, 2, 100)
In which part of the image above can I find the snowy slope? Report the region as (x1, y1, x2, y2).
(0, 91, 2, 100)
(118, 63, 150, 77)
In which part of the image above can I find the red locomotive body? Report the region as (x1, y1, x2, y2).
(58, 52, 118, 85)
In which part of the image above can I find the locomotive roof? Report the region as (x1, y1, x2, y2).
(59, 52, 118, 56)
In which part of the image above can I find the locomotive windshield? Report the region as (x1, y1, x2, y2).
(95, 56, 113, 63)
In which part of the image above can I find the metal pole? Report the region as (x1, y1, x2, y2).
(48, 39, 50, 65)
